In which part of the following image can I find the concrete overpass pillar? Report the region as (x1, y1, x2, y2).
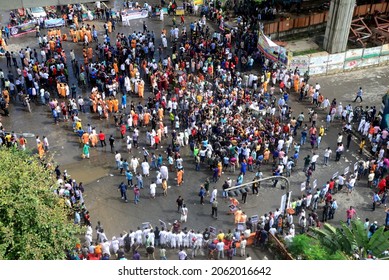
(323, 0, 356, 54)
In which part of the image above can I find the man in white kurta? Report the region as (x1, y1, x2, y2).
(160, 165, 169, 180)
(150, 181, 156, 198)
(141, 160, 150, 177)
(131, 156, 139, 173)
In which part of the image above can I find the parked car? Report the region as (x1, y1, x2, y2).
(27, 7, 47, 19)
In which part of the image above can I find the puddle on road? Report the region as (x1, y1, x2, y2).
(60, 161, 111, 185)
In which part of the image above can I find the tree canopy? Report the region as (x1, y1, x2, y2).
(309, 220, 389, 259)
(0, 148, 80, 259)
(288, 234, 348, 260)
(288, 220, 389, 260)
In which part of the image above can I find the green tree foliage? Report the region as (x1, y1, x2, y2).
(289, 220, 389, 259)
(310, 220, 389, 259)
(288, 234, 348, 260)
(0, 148, 80, 259)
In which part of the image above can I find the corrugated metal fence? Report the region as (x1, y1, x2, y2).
(264, 2, 389, 36)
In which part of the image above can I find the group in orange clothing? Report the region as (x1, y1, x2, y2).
(88, 87, 121, 120)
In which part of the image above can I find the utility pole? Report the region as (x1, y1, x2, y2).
(323, 0, 356, 53)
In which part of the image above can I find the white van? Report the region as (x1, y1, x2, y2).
(27, 7, 47, 19)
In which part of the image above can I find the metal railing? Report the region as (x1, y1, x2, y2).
(225, 175, 290, 192)
(225, 175, 291, 212)
(268, 233, 294, 260)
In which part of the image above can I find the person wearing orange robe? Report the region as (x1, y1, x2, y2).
(217, 161, 223, 177)
(89, 132, 98, 147)
(3, 90, 10, 104)
(57, 83, 63, 97)
(37, 142, 45, 159)
(263, 80, 268, 93)
(87, 47, 93, 61)
(130, 68, 136, 79)
(263, 149, 270, 164)
(234, 209, 242, 224)
(368, 125, 374, 140)
(80, 29, 85, 43)
(113, 98, 119, 113)
(107, 21, 112, 33)
(86, 29, 92, 43)
(49, 40, 55, 51)
(294, 74, 300, 92)
(143, 111, 150, 126)
(239, 212, 247, 223)
(83, 52, 88, 65)
(133, 112, 139, 127)
(177, 169, 184, 186)
(138, 81, 144, 98)
(113, 61, 119, 75)
(158, 107, 164, 121)
(76, 29, 81, 41)
(82, 132, 90, 145)
(70, 29, 77, 42)
(107, 98, 113, 112)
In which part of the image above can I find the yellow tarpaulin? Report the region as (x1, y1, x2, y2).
(193, 0, 204, 5)
(175, 9, 185, 15)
